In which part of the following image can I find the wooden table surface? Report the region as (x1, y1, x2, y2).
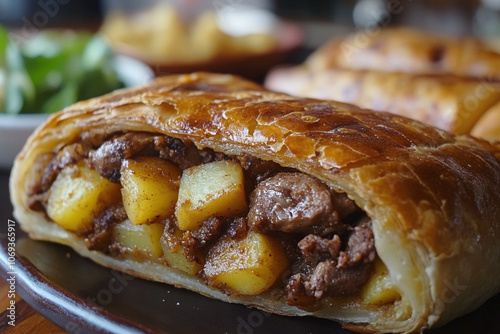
(0, 277, 65, 333)
(0, 169, 63, 333)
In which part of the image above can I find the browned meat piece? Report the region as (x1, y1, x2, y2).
(90, 133, 156, 182)
(198, 148, 226, 165)
(84, 203, 127, 252)
(303, 259, 373, 298)
(286, 216, 376, 307)
(236, 154, 289, 188)
(331, 191, 361, 219)
(287, 273, 317, 307)
(183, 216, 224, 261)
(156, 137, 214, 169)
(248, 173, 338, 234)
(225, 217, 248, 240)
(338, 219, 376, 268)
(27, 152, 56, 209)
(298, 234, 341, 267)
(91, 133, 226, 182)
(40, 143, 91, 192)
(28, 143, 92, 212)
(187, 216, 223, 246)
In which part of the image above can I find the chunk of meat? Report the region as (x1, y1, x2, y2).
(156, 137, 216, 169)
(182, 216, 224, 261)
(287, 273, 316, 307)
(236, 154, 289, 188)
(287, 258, 374, 306)
(90, 133, 156, 182)
(225, 217, 248, 240)
(298, 234, 341, 267)
(248, 173, 338, 234)
(39, 143, 92, 193)
(27, 152, 56, 210)
(303, 259, 373, 298)
(181, 217, 248, 263)
(84, 203, 127, 252)
(331, 191, 360, 219)
(337, 219, 376, 268)
(28, 143, 92, 211)
(198, 148, 226, 165)
(90, 133, 225, 182)
(287, 216, 376, 307)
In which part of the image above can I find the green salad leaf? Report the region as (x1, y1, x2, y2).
(0, 26, 7, 64)
(0, 27, 126, 114)
(5, 40, 35, 114)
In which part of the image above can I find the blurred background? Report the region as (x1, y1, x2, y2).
(1, 0, 499, 48)
(1, 0, 499, 116)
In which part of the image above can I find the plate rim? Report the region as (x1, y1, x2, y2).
(0, 236, 154, 334)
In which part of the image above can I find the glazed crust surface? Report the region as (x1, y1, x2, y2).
(471, 101, 500, 141)
(266, 27, 500, 141)
(265, 66, 500, 136)
(306, 27, 500, 80)
(10, 73, 500, 333)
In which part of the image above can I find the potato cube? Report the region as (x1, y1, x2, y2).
(47, 162, 121, 232)
(121, 157, 181, 225)
(175, 160, 247, 231)
(361, 258, 401, 305)
(160, 227, 203, 275)
(112, 220, 164, 258)
(204, 231, 289, 295)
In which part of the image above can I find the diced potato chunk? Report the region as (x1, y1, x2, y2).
(361, 258, 401, 305)
(47, 162, 121, 232)
(175, 160, 247, 231)
(160, 227, 203, 275)
(112, 220, 164, 258)
(121, 157, 181, 225)
(204, 231, 289, 295)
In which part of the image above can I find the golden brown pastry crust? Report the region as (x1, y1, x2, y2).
(306, 27, 500, 80)
(10, 73, 500, 333)
(471, 101, 500, 141)
(264, 66, 500, 136)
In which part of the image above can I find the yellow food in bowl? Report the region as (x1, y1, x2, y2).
(100, 3, 277, 64)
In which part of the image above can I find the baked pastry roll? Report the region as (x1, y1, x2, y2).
(10, 73, 500, 333)
(306, 27, 500, 80)
(265, 66, 500, 137)
(471, 100, 500, 141)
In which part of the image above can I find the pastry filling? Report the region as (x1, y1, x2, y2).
(28, 132, 400, 309)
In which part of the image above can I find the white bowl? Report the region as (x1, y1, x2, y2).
(0, 114, 49, 170)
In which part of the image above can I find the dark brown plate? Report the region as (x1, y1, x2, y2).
(0, 171, 499, 334)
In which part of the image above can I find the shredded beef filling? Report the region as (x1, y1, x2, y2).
(29, 132, 377, 308)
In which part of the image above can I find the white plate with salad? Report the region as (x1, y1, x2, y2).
(0, 27, 154, 169)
